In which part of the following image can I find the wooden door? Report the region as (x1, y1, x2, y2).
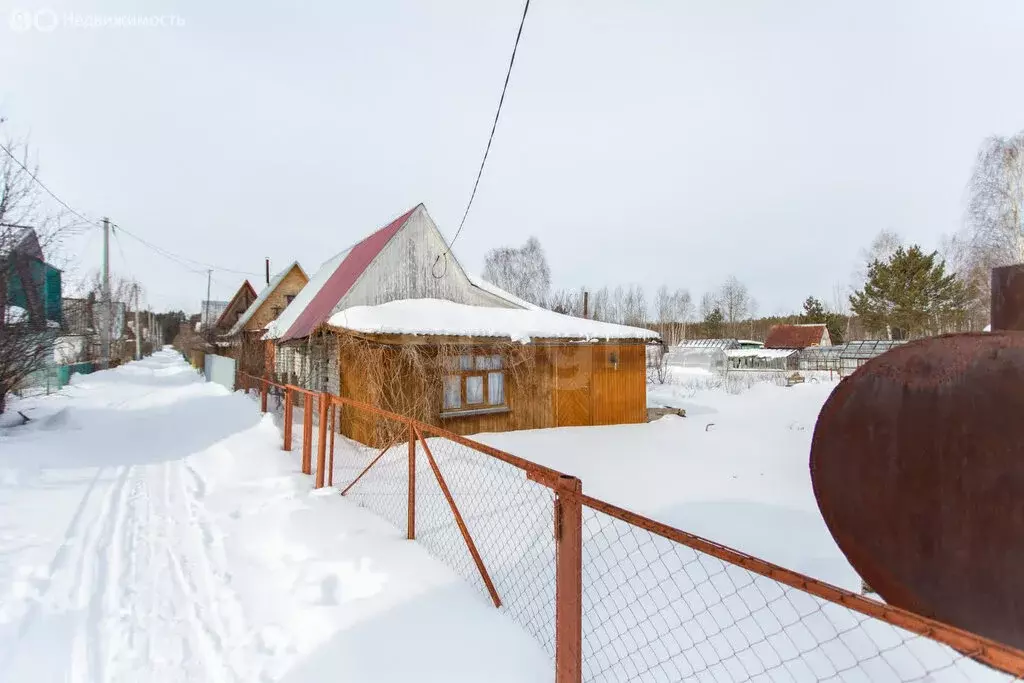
(555, 346, 592, 427)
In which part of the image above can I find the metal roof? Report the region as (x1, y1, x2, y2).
(278, 206, 417, 342)
(674, 338, 740, 350)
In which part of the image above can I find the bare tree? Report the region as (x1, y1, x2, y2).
(855, 229, 904, 285)
(718, 275, 752, 333)
(77, 271, 142, 354)
(699, 291, 720, 321)
(941, 132, 1024, 324)
(673, 288, 694, 342)
(547, 287, 583, 316)
(590, 286, 609, 322)
(655, 286, 694, 344)
(621, 284, 647, 326)
(0, 122, 78, 411)
(966, 133, 1024, 267)
(481, 236, 552, 307)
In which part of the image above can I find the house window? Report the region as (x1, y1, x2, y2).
(442, 352, 506, 413)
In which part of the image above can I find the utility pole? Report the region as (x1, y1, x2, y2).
(204, 269, 213, 343)
(101, 217, 111, 367)
(134, 283, 142, 360)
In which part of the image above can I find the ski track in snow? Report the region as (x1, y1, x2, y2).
(2, 455, 256, 681)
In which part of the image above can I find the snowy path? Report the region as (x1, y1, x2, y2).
(0, 351, 550, 683)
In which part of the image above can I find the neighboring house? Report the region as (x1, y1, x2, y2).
(221, 263, 308, 375)
(212, 281, 257, 336)
(2, 227, 62, 327)
(264, 203, 658, 444)
(764, 323, 831, 350)
(200, 299, 231, 331)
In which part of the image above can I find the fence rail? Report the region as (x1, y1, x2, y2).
(233, 371, 1024, 683)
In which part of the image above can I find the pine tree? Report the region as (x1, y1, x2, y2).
(849, 246, 971, 339)
(703, 307, 725, 338)
(800, 295, 845, 344)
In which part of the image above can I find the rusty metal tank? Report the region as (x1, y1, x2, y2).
(810, 332, 1024, 648)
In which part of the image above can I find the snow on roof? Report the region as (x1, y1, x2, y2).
(225, 262, 305, 337)
(264, 248, 352, 340)
(465, 272, 540, 311)
(326, 298, 658, 343)
(724, 348, 797, 359)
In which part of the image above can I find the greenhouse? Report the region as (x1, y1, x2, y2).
(798, 345, 845, 371)
(724, 347, 798, 371)
(797, 340, 907, 374)
(836, 340, 906, 374)
(665, 338, 737, 372)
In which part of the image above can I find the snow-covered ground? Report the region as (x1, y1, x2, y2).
(480, 371, 858, 591)
(0, 352, 1013, 683)
(0, 350, 549, 683)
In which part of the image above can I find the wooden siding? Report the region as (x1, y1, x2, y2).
(332, 332, 647, 447)
(554, 346, 592, 427)
(214, 285, 256, 335)
(589, 344, 647, 425)
(246, 265, 309, 333)
(333, 206, 519, 314)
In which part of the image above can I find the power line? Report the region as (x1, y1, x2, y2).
(448, 0, 532, 251)
(112, 223, 262, 277)
(0, 141, 101, 231)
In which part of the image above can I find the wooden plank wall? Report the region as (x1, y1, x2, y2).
(332, 335, 647, 447)
(588, 344, 647, 425)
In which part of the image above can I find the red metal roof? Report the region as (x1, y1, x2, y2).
(279, 206, 418, 342)
(764, 323, 827, 349)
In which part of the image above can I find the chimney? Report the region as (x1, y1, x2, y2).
(265, 258, 270, 285)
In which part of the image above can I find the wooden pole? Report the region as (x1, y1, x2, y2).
(554, 475, 583, 683)
(260, 377, 268, 413)
(315, 393, 328, 488)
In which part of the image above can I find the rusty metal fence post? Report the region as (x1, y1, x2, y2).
(407, 422, 416, 540)
(283, 388, 293, 451)
(328, 404, 336, 487)
(302, 393, 313, 475)
(315, 392, 329, 488)
(555, 474, 583, 683)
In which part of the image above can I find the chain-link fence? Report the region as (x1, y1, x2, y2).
(579, 496, 1024, 683)
(234, 371, 1024, 683)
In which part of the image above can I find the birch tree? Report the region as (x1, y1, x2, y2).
(481, 236, 552, 306)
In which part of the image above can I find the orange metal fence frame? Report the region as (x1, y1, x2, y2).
(233, 370, 1024, 682)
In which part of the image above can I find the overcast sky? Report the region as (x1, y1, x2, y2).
(3, 0, 1024, 314)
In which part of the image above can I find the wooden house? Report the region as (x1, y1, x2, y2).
(264, 204, 658, 444)
(764, 323, 831, 349)
(209, 281, 256, 336)
(220, 263, 308, 374)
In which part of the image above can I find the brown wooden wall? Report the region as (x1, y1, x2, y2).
(332, 334, 648, 447)
(246, 266, 309, 333)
